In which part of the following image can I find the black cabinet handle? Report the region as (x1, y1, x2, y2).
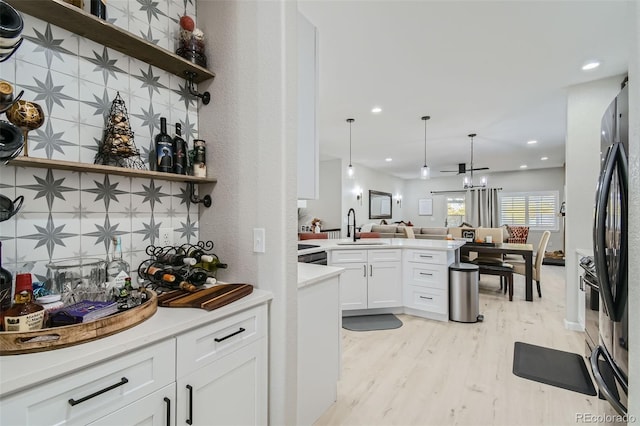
(419, 296, 433, 300)
(186, 384, 193, 425)
(419, 255, 433, 258)
(68, 377, 128, 406)
(164, 397, 171, 426)
(419, 272, 433, 276)
(214, 327, 246, 342)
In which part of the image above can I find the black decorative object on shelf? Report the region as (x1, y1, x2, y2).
(137, 241, 227, 294)
(94, 92, 147, 170)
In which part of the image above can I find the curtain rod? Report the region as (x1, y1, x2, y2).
(430, 188, 502, 194)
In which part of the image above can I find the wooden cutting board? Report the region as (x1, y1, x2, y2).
(156, 283, 254, 311)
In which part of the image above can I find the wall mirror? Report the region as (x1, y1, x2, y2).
(369, 190, 392, 219)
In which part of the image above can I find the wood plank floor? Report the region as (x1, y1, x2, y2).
(315, 265, 597, 426)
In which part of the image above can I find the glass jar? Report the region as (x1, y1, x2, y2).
(46, 258, 107, 305)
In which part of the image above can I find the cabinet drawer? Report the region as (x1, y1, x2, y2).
(405, 263, 447, 289)
(0, 339, 175, 426)
(367, 249, 401, 262)
(330, 249, 367, 263)
(406, 287, 447, 314)
(177, 304, 267, 377)
(404, 249, 448, 265)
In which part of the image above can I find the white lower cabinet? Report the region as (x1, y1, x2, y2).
(88, 384, 176, 426)
(176, 340, 267, 426)
(0, 305, 269, 426)
(330, 249, 402, 310)
(403, 249, 454, 321)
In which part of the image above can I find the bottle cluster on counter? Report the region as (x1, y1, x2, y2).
(137, 241, 227, 294)
(152, 116, 207, 177)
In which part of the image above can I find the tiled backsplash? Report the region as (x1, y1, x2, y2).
(0, 0, 202, 282)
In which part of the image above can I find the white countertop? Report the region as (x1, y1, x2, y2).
(0, 289, 273, 397)
(298, 238, 465, 255)
(297, 263, 344, 289)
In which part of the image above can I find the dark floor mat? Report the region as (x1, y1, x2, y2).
(513, 342, 596, 396)
(342, 314, 402, 331)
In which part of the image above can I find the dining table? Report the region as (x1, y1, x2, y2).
(459, 241, 535, 301)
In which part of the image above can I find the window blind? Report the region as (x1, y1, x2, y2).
(499, 191, 559, 231)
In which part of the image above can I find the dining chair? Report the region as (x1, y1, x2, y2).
(510, 230, 551, 297)
(299, 232, 328, 240)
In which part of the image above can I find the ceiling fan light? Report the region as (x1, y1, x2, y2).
(479, 175, 488, 187)
(463, 175, 471, 189)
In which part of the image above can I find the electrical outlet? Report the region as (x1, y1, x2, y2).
(159, 227, 173, 246)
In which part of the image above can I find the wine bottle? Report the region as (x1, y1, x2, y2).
(192, 139, 207, 177)
(90, 0, 106, 19)
(155, 117, 174, 173)
(173, 123, 187, 175)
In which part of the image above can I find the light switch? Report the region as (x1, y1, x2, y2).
(253, 228, 266, 253)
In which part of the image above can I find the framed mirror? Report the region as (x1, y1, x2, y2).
(369, 190, 392, 219)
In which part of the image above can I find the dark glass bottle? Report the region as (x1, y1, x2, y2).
(192, 139, 207, 177)
(155, 117, 174, 173)
(90, 0, 106, 19)
(173, 123, 187, 175)
(0, 242, 13, 330)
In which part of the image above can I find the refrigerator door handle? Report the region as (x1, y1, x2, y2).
(590, 345, 627, 416)
(593, 143, 617, 319)
(612, 142, 628, 319)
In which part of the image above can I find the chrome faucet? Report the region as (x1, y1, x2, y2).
(347, 208, 357, 242)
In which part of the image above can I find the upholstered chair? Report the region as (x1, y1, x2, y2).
(510, 230, 551, 297)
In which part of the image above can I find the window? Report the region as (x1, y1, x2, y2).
(499, 191, 559, 231)
(446, 196, 466, 227)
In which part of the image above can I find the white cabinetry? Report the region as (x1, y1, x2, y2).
(331, 249, 402, 310)
(403, 249, 455, 322)
(0, 339, 175, 426)
(297, 11, 319, 199)
(0, 304, 269, 426)
(175, 305, 268, 426)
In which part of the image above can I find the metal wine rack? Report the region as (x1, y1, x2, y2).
(137, 240, 227, 293)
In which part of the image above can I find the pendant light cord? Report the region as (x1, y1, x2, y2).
(421, 116, 430, 169)
(347, 118, 354, 166)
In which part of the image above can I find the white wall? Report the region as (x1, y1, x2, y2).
(197, 1, 298, 424)
(302, 159, 342, 229)
(627, 0, 639, 418)
(564, 75, 625, 330)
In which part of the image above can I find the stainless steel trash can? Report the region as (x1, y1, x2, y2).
(449, 263, 482, 323)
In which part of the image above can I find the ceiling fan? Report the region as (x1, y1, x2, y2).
(440, 163, 490, 174)
(440, 133, 489, 174)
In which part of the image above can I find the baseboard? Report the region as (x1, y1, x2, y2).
(564, 318, 584, 331)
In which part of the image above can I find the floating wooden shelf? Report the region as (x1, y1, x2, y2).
(7, 0, 215, 84)
(9, 157, 217, 184)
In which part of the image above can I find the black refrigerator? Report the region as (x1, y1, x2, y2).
(589, 78, 629, 416)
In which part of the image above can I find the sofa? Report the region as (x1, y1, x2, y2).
(368, 224, 449, 240)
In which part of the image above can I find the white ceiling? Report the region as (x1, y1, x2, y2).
(297, 0, 631, 180)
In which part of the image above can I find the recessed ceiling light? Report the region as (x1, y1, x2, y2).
(520, 164, 528, 169)
(527, 140, 537, 145)
(371, 107, 382, 113)
(582, 61, 600, 71)
(385, 157, 392, 162)
(541, 157, 549, 161)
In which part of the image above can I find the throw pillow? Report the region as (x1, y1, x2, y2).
(502, 224, 512, 242)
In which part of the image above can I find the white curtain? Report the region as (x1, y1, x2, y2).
(466, 188, 500, 227)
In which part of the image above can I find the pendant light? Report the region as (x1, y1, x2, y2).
(420, 115, 431, 179)
(463, 133, 488, 189)
(346, 118, 355, 178)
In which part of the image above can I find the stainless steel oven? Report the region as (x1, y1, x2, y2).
(297, 244, 328, 265)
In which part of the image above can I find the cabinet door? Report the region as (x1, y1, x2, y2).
(88, 384, 175, 426)
(176, 339, 267, 426)
(338, 262, 368, 310)
(297, 12, 319, 199)
(367, 261, 402, 308)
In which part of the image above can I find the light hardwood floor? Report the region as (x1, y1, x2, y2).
(316, 265, 597, 426)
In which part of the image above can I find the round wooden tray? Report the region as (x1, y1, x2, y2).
(0, 290, 157, 355)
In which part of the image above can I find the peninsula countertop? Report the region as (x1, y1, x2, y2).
(297, 238, 466, 256)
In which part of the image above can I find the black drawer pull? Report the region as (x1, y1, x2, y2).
(419, 272, 433, 276)
(68, 377, 128, 406)
(419, 255, 433, 258)
(186, 384, 193, 425)
(164, 397, 171, 426)
(419, 296, 433, 300)
(214, 327, 246, 342)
